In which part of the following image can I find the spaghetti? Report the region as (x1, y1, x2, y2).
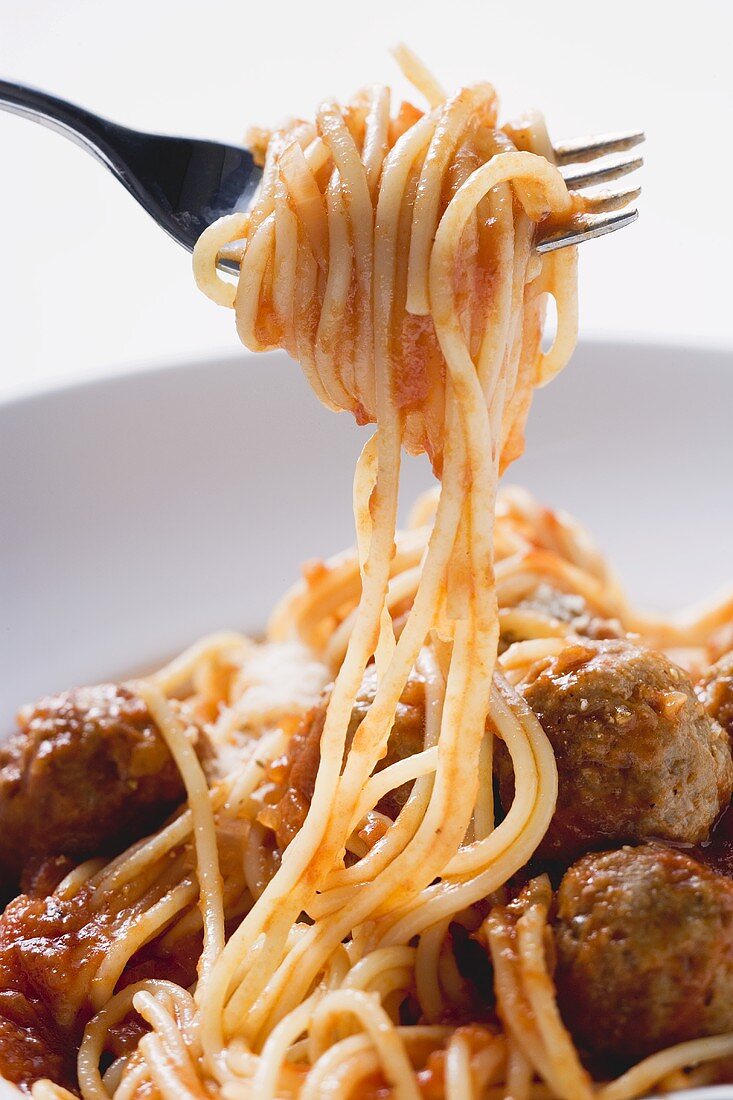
(7, 47, 733, 1100)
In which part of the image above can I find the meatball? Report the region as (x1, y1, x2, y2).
(554, 844, 733, 1061)
(698, 651, 733, 741)
(0, 855, 206, 1090)
(0, 684, 199, 878)
(494, 638, 733, 860)
(499, 583, 623, 651)
(263, 666, 425, 849)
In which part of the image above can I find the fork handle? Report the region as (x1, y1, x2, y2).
(0, 78, 135, 179)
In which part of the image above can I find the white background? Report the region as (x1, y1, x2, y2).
(1, 0, 732, 399)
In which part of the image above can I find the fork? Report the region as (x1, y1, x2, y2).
(0, 77, 642, 269)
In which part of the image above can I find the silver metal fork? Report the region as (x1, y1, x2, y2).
(539, 130, 644, 252)
(0, 78, 642, 270)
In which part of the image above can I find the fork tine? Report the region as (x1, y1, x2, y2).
(554, 130, 645, 165)
(581, 185, 641, 213)
(562, 153, 643, 191)
(536, 209, 639, 254)
(217, 238, 246, 274)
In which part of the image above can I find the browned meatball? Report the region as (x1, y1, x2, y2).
(0, 684, 197, 878)
(699, 651, 733, 741)
(499, 583, 623, 651)
(263, 666, 425, 850)
(554, 844, 733, 1061)
(495, 639, 733, 860)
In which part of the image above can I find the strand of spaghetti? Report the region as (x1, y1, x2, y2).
(226, 430, 401, 1025)
(138, 1032, 203, 1100)
(500, 634, 570, 666)
(250, 124, 325, 231)
(498, 485, 614, 581)
(223, 728, 289, 816)
(232, 216, 276, 346)
(31, 1085, 77, 1100)
(600, 1034, 733, 1100)
(441, 681, 545, 876)
(438, 939, 468, 1006)
(474, 179, 515, 395)
(148, 632, 249, 694)
(193, 125, 331, 308)
(429, 155, 571, 470)
(444, 1031, 473, 1100)
(317, 99, 376, 413)
(160, 889, 250, 955)
(353, 434, 396, 679)
(95, 785, 227, 899)
(472, 1038, 508, 1092)
(300, 1033, 380, 1100)
(474, 725, 495, 840)
(90, 880, 197, 1009)
(485, 914, 557, 1087)
(407, 84, 497, 314)
(241, 992, 320, 1100)
(278, 141, 328, 271)
(415, 919, 450, 1022)
(495, 550, 623, 614)
(324, 562, 423, 669)
(362, 85, 391, 197)
(629, 586, 733, 647)
(133, 992, 199, 1075)
(515, 898, 593, 1099)
(374, 700, 535, 935)
(392, 44, 447, 108)
(110, 1061, 150, 1100)
(271, 173, 298, 355)
(268, 529, 426, 648)
(307, 722, 442, 919)
(505, 1039, 534, 1100)
(134, 682, 225, 1000)
(533, 246, 579, 385)
(79, 980, 178, 1100)
(341, 946, 416, 992)
(192, 213, 250, 307)
(55, 857, 106, 900)
(358, 965, 413, 1008)
(488, 217, 534, 462)
(306, 989, 421, 1099)
(99, 1056, 130, 1095)
(242, 821, 271, 900)
(349, 747, 438, 828)
(317, 173, 359, 408)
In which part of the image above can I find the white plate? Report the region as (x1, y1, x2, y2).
(1, 337, 732, 1100)
(1, 337, 732, 727)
